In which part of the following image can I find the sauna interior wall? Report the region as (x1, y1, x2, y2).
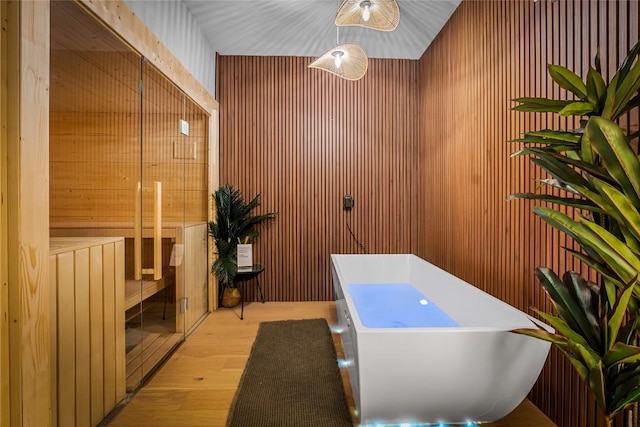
(417, 1, 639, 426)
(218, 57, 419, 301)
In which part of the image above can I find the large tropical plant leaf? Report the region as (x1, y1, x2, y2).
(548, 64, 588, 99)
(513, 129, 581, 146)
(533, 207, 606, 264)
(586, 67, 607, 109)
(533, 309, 594, 350)
(605, 342, 640, 367)
(604, 42, 640, 120)
(512, 97, 574, 113)
(559, 101, 597, 117)
(610, 381, 640, 416)
(593, 179, 640, 243)
(507, 193, 603, 213)
(606, 278, 638, 350)
(586, 117, 640, 208)
(580, 219, 640, 284)
(534, 267, 600, 348)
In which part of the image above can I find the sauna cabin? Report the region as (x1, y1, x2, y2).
(46, 1, 214, 424)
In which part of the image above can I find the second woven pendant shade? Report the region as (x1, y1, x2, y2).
(308, 43, 368, 81)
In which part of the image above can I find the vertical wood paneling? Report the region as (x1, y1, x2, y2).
(50, 237, 126, 426)
(218, 57, 419, 302)
(89, 245, 105, 426)
(0, 0, 9, 424)
(6, 0, 51, 425)
(417, 1, 638, 426)
(56, 251, 76, 427)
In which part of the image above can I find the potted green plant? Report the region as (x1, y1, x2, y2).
(510, 40, 640, 426)
(208, 184, 276, 307)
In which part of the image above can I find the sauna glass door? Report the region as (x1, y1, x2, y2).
(49, 0, 210, 407)
(137, 60, 209, 384)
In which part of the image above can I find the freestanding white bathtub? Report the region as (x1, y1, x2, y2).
(331, 254, 552, 425)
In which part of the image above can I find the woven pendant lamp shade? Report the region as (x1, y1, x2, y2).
(335, 0, 399, 31)
(308, 43, 368, 81)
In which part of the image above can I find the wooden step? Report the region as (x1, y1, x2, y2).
(125, 332, 182, 391)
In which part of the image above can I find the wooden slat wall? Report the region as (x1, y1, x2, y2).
(218, 56, 419, 302)
(417, 1, 639, 426)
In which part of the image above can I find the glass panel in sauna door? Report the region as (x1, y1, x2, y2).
(138, 60, 210, 381)
(137, 60, 185, 382)
(178, 91, 210, 335)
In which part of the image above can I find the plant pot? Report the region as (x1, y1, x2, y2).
(221, 287, 241, 308)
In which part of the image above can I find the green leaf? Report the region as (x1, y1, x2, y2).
(507, 193, 603, 213)
(594, 179, 640, 243)
(513, 130, 581, 147)
(608, 40, 640, 119)
(556, 345, 590, 385)
(586, 67, 607, 108)
(511, 327, 569, 347)
(616, 39, 640, 87)
(604, 342, 640, 367)
(512, 97, 574, 113)
(548, 64, 588, 99)
(602, 39, 640, 120)
(563, 248, 615, 282)
(610, 61, 640, 120)
(580, 219, 640, 283)
(534, 268, 600, 348)
(524, 130, 582, 144)
(607, 278, 638, 350)
(586, 117, 640, 209)
(581, 120, 595, 164)
(563, 271, 600, 346)
(602, 73, 621, 120)
(586, 362, 607, 413)
(558, 101, 597, 117)
(515, 146, 613, 185)
(530, 157, 590, 191)
(533, 309, 594, 349)
(534, 207, 605, 264)
(536, 179, 581, 195)
(618, 94, 640, 117)
(610, 380, 640, 416)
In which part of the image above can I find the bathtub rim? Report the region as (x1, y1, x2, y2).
(331, 253, 554, 334)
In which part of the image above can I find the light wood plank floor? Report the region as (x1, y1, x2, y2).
(109, 302, 556, 426)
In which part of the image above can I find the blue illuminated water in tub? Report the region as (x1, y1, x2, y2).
(331, 254, 553, 426)
(348, 283, 459, 328)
